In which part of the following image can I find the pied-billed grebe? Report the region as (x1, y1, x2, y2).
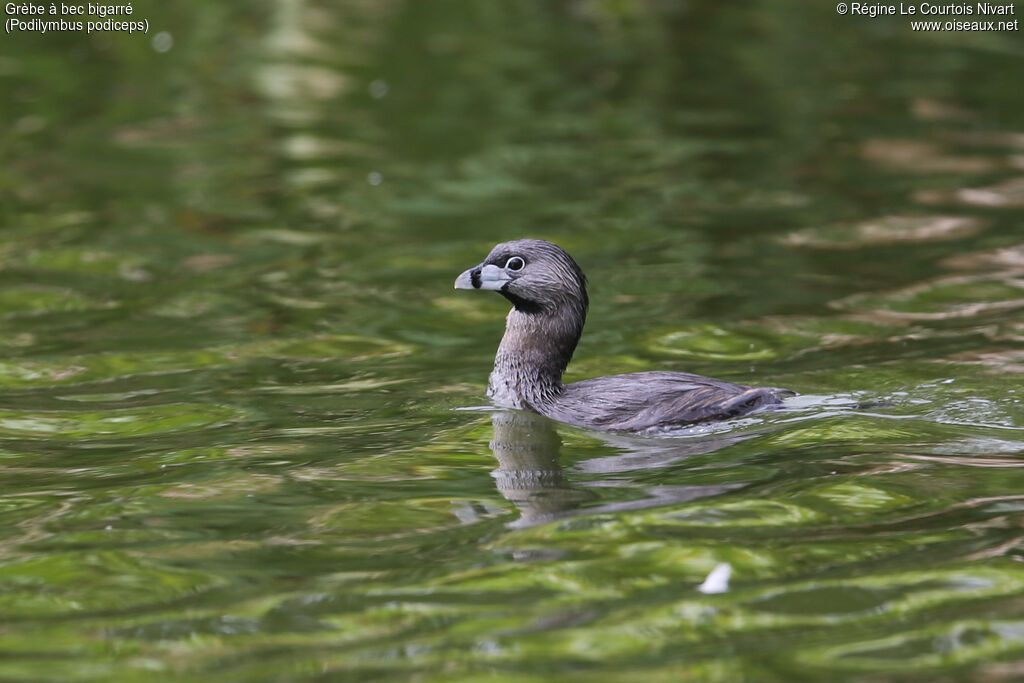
(454, 239, 792, 433)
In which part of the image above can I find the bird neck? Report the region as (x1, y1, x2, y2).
(488, 301, 586, 410)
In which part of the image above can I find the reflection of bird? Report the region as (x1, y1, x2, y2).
(488, 409, 748, 529)
(488, 410, 594, 528)
(455, 239, 792, 433)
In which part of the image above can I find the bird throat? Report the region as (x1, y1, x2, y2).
(487, 303, 585, 411)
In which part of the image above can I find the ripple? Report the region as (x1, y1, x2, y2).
(808, 481, 916, 513)
(916, 177, 1024, 208)
(665, 500, 825, 527)
(832, 274, 1024, 321)
(751, 569, 1022, 627)
(0, 285, 115, 318)
(0, 551, 227, 618)
(0, 403, 242, 440)
(785, 215, 986, 249)
(951, 349, 1024, 374)
(803, 618, 1024, 671)
(648, 324, 813, 361)
(0, 334, 414, 389)
(861, 138, 999, 173)
(251, 377, 408, 394)
(17, 247, 147, 278)
(307, 499, 501, 540)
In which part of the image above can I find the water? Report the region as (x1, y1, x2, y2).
(3, 1, 1024, 680)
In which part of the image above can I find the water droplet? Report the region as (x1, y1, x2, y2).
(369, 79, 389, 99)
(152, 31, 173, 53)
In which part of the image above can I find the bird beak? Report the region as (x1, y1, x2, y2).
(454, 264, 510, 291)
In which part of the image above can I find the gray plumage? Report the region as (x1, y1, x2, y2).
(454, 239, 792, 433)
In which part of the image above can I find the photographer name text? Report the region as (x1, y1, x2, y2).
(835, 2, 1017, 30)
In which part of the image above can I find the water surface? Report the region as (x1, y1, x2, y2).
(3, 1, 1024, 680)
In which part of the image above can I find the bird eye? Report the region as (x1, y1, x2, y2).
(505, 256, 525, 271)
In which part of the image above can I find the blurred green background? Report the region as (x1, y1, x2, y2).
(2, 1, 1024, 680)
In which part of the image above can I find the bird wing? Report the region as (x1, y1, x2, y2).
(548, 371, 787, 432)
